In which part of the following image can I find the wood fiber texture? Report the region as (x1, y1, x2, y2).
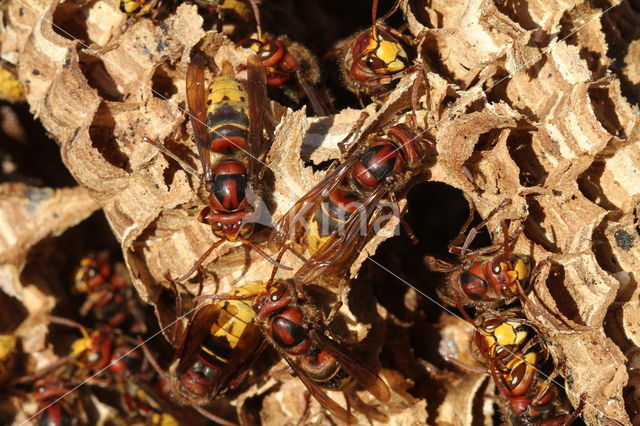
(1, 0, 639, 424)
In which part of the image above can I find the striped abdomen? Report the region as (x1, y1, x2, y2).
(306, 188, 360, 254)
(198, 294, 255, 369)
(300, 346, 353, 391)
(206, 76, 250, 154)
(178, 281, 264, 396)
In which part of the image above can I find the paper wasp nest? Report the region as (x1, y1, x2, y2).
(1, 0, 639, 424)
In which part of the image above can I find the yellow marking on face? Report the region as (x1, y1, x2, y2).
(245, 41, 262, 53)
(71, 335, 98, 369)
(72, 261, 93, 292)
(493, 322, 518, 346)
(71, 336, 93, 356)
(376, 41, 399, 63)
(80, 258, 95, 268)
(494, 321, 528, 346)
(514, 258, 531, 280)
(504, 351, 537, 384)
(514, 329, 528, 345)
(372, 39, 408, 73)
(73, 267, 87, 284)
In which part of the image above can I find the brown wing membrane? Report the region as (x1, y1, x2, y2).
(309, 329, 390, 403)
(424, 256, 457, 273)
(186, 54, 212, 183)
(209, 324, 265, 396)
(277, 351, 357, 424)
(294, 185, 388, 285)
(174, 303, 220, 375)
(295, 71, 332, 117)
(270, 124, 378, 252)
(246, 55, 269, 177)
(269, 154, 360, 251)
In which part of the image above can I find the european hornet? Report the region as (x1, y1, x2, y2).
(270, 120, 431, 285)
(114, 0, 171, 39)
(72, 253, 146, 334)
(120, 380, 181, 426)
(473, 310, 584, 425)
(31, 376, 77, 426)
(115, 1, 252, 55)
(135, 280, 264, 426)
(47, 317, 145, 384)
(194, 0, 254, 27)
(0, 59, 25, 103)
(250, 279, 390, 423)
(0, 335, 17, 383)
(45, 318, 199, 424)
(334, 0, 415, 102)
(144, 53, 289, 281)
(237, 1, 333, 115)
(165, 277, 390, 422)
(160, 280, 266, 406)
(426, 199, 534, 312)
(72, 331, 143, 380)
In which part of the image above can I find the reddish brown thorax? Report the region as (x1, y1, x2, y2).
(252, 283, 293, 320)
(208, 162, 248, 212)
(267, 307, 312, 355)
(239, 36, 300, 87)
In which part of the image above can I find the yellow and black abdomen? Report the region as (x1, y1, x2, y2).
(199, 281, 263, 369)
(306, 187, 360, 254)
(206, 76, 250, 155)
(300, 346, 353, 391)
(175, 281, 265, 399)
